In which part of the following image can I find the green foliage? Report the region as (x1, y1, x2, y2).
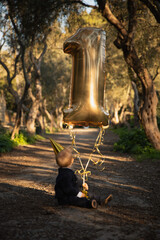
(0, 126, 9, 135)
(2, 0, 62, 47)
(65, 9, 106, 34)
(13, 130, 45, 146)
(13, 132, 29, 145)
(41, 25, 72, 112)
(45, 127, 59, 133)
(136, 151, 160, 162)
(112, 127, 160, 160)
(0, 134, 17, 153)
(0, 127, 45, 152)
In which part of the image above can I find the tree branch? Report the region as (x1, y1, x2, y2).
(30, 50, 37, 69)
(0, 52, 20, 84)
(140, 0, 160, 23)
(101, 2, 128, 49)
(11, 53, 21, 82)
(0, 54, 20, 103)
(28, 87, 35, 102)
(21, 46, 30, 87)
(30, 42, 47, 75)
(127, 0, 137, 36)
(103, 2, 128, 38)
(70, 0, 97, 9)
(153, 66, 159, 81)
(127, 0, 137, 46)
(7, 1, 24, 48)
(0, 59, 11, 80)
(38, 42, 47, 63)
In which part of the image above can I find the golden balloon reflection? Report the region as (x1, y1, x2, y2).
(63, 27, 109, 127)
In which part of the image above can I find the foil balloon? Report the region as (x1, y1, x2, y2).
(63, 27, 109, 127)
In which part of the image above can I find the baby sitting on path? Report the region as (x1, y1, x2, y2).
(55, 147, 112, 209)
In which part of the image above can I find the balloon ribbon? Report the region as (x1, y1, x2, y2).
(70, 126, 109, 184)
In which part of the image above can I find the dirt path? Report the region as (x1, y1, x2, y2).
(0, 128, 160, 240)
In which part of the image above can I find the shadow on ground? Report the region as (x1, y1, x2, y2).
(0, 128, 160, 240)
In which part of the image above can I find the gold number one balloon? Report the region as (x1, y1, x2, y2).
(63, 27, 109, 127)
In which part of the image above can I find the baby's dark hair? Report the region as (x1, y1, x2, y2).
(56, 147, 73, 167)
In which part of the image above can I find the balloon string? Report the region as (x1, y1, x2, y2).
(70, 130, 86, 184)
(69, 126, 109, 183)
(84, 126, 108, 172)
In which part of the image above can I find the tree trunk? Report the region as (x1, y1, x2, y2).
(49, 114, 55, 133)
(8, 13, 30, 139)
(111, 102, 121, 125)
(26, 43, 47, 134)
(26, 76, 42, 134)
(119, 105, 126, 123)
(131, 81, 140, 127)
(36, 111, 46, 134)
(114, 104, 119, 124)
(57, 112, 63, 129)
(26, 99, 40, 134)
(119, 85, 132, 125)
(123, 47, 160, 149)
(0, 51, 24, 139)
(99, 1, 160, 149)
(55, 106, 63, 129)
(10, 48, 30, 139)
(39, 99, 58, 133)
(11, 103, 22, 139)
(140, 72, 160, 149)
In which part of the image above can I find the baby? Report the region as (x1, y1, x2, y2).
(55, 147, 112, 209)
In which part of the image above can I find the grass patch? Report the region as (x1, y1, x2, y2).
(13, 130, 45, 146)
(0, 134, 17, 153)
(136, 151, 160, 162)
(0, 127, 45, 153)
(112, 126, 160, 161)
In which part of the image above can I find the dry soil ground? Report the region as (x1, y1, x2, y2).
(0, 128, 160, 240)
